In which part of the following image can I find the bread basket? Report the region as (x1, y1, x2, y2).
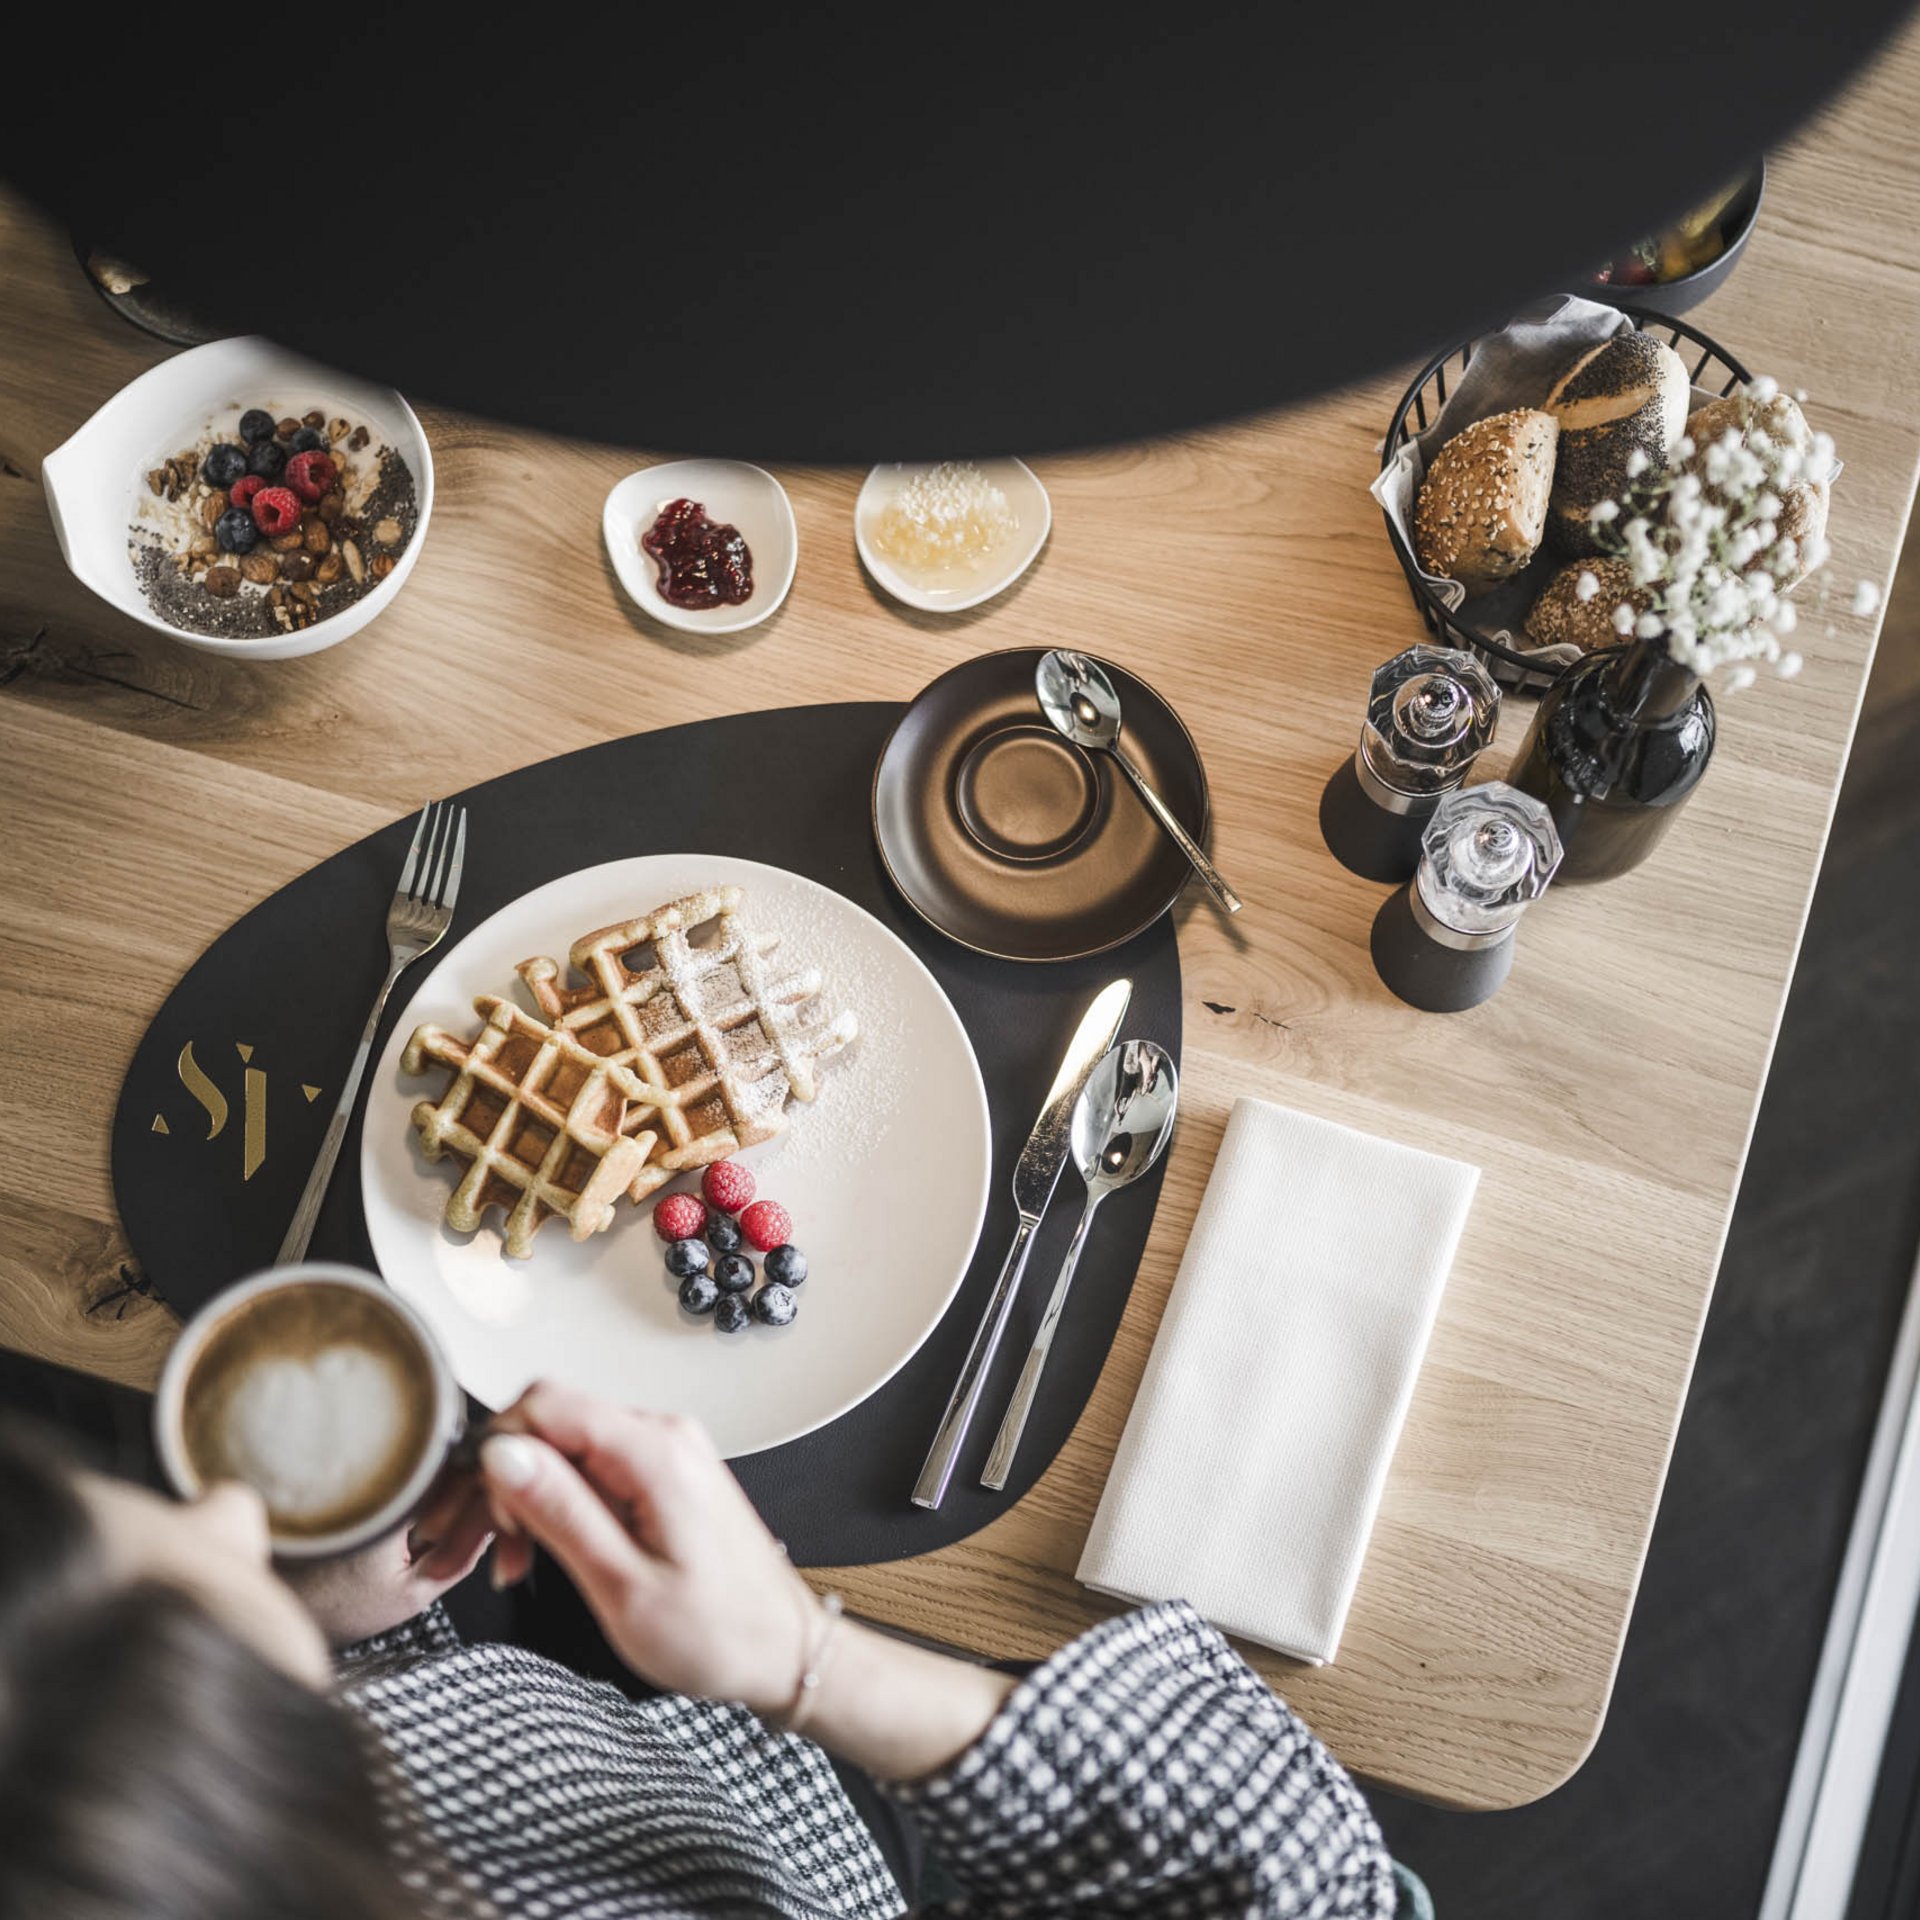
(1378, 307, 1752, 693)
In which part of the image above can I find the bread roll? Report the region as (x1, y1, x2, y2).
(1684, 389, 1829, 586)
(1544, 333, 1689, 556)
(1413, 407, 1559, 596)
(1525, 558, 1652, 651)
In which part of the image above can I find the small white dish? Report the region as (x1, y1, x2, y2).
(604, 460, 796, 634)
(41, 335, 433, 662)
(855, 458, 1051, 613)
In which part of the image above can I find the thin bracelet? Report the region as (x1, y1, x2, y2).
(771, 1591, 844, 1736)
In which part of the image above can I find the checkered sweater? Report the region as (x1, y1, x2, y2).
(339, 1600, 1394, 1919)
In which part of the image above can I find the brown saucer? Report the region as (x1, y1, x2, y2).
(873, 649, 1210, 961)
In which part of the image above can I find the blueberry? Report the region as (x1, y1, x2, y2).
(763, 1243, 808, 1287)
(238, 408, 277, 445)
(678, 1271, 720, 1315)
(751, 1283, 797, 1327)
(202, 443, 249, 488)
(714, 1253, 754, 1295)
(289, 426, 325, 453)
(215, 508, 259, 554)
(246, 439, 286, 480)
(714, 1292, 750, 1333)
(706, 1213, 742, 1255)
(665, 1237, 710, 1279)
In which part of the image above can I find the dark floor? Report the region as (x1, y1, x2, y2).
(1370, 560, 1920, 1914)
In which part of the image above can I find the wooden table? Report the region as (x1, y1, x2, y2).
(6, 27, 1920, 1811)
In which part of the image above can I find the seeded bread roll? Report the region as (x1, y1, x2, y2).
(1685, 389, 1829, 586)
(1544, 333, 1690, 556)
(1412, 407, 1559, 596)
(1525, 558, 1652, 651)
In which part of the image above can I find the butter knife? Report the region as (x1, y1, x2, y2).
(911, 977, 1133, 1509)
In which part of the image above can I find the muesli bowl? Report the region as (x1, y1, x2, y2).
(42, 335, 433, 662)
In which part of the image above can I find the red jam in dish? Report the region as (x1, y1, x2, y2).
(641, 498, 754, 610)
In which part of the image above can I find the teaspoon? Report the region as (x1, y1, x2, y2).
(1035, 649, 1243, 915)
(980, 1039, 1179, 1491)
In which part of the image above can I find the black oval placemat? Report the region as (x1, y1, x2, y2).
(111, 702, 1181, 1567)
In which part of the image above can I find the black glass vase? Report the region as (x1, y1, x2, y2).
(1506, 641, 1716, 884)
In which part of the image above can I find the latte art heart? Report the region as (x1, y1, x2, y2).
(220, 1344, 414, 1522)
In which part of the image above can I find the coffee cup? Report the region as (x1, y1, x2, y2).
(154, 1264, 466, 1559)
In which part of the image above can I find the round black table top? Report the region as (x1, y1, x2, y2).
(6, 5, 1911, 460)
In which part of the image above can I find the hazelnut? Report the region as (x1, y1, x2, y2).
(276, 417, 301, 440)
(373, 518, 403, 548)
(370, 552, 396, 580)
(271, 531, 304, 553)
(204, 567, 241, 598)
(316, 493, 343, 524)
(280, 551, 316, 583)
(327, 417, 351, 445)
(240, 554, 279, 584)
(347, 425, 370, 451)
(314, 551, 344, 585)
(302, 409, 325, 429)
(341, 538, 365, 584)
(303, 519, 331, 554)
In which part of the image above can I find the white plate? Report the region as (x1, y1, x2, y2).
(854, 458, 1051, 613)
(361, 854, 991, 1457)
(603, 461, 796, 634)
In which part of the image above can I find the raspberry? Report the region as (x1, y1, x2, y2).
(249, 485, 302, 537)
(739, 1200, 791, 1253)
(653, 1192, 708, 1243)
(284, 450, 337, 503)
(701, 1160, 755, 1213)
(228, 474, 265, 513)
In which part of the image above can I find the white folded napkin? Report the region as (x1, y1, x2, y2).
(1076, 1096, 1479, 1665)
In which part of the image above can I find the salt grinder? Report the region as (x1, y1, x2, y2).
(1370, 781, 1561, 1012)
(1320, 645, 1501, 882)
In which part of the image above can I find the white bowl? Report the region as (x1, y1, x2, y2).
(604, 460, 796, 634)
(854, 458, 1051, 612)
(41, 335, 434, 662)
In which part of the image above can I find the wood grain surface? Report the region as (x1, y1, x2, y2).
(4, 25, 1919, 1810)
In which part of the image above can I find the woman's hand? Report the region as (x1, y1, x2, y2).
(480, 1383, 1016, 1777)
(281, 1486, 493, 1647)
(479, 1382, 817, 1714)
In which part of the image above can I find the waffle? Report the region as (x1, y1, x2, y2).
(403, 997, 673, 1258)
(517, 885, 858, 1179)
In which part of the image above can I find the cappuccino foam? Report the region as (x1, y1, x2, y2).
(176, 1282, 440, 1539)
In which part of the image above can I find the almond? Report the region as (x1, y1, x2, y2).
(314, 551, 344, 585)
(276, 417, 301, 440)
(341, 537, 365, 584)
(200, 490, 227, 529)
(302, 409, 325, 429)
(271, 531, 304, 553)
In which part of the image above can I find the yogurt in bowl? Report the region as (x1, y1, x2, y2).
(42, 336, 433, 661)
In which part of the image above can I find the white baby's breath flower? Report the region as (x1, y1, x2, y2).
(1771, 600, 1799, 634)
(1590, 500, 1620, 525)
(1574, 570, 1599, 602)
(1625, 448, 1650, 479)
(1634, 612, 1665, 640)
(1750, 375, 1779, 403)
(1851, 579, 1882, 616)
(1676, 435, 1696, 460)
(1777, 651, 1804, 678)
(1612, 603, 1637, 635)
(1725, 665, 1758, 693)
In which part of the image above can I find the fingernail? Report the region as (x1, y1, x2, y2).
(481, 1433, 538, 1489)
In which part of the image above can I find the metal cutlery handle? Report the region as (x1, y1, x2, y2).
(913, 1214, 1041, 1509)
(981, 1195, 1101, 1491)
(275, 954, 407, 1265)
(1111, 743, 1243, 915)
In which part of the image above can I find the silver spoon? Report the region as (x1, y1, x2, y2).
(1036, 650, 1243, 915)
(980, 1039, 1179, 1491)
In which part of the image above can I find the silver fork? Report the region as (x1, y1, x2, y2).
(276, 801, 468, 1265)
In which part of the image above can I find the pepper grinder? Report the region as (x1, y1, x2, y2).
(1320, 645, 1501, 882)
(1370, 781, 1561, 1012)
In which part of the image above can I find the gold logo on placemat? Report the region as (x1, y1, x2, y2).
(153, 1041, 321, 1183)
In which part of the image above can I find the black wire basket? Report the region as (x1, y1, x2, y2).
(1378, 306, 1753, 694)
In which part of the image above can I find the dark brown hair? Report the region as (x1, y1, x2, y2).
(0, 1419, 425, 1920)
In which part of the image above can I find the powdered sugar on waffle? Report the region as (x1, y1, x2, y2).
(748, 891, 910, 1173)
